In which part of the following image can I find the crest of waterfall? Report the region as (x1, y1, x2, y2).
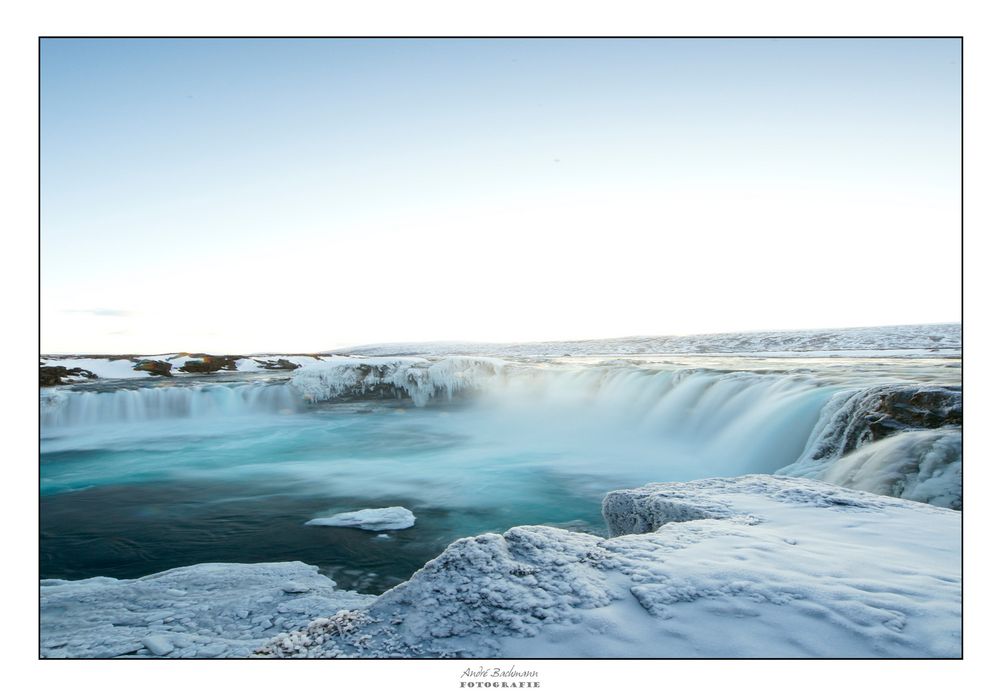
(40, 357, 961, 508)
(41, 381, 302, 428)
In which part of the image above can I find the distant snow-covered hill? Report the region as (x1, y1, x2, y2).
(331, 323, 961, 358)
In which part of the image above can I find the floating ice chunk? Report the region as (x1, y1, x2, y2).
(305, 506, 416, 531)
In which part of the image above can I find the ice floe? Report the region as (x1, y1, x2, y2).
(305, 507, 416, 531)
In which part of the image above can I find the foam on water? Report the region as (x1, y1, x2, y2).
(39, 356, 960, 589)
(41, 381, 301, 428)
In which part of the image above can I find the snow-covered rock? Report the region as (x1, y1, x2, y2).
(38, 353, 335, 381)
(39, 357, 142, 380)
(39, 365, 99, 386)
(258, 476, 960, 658)
(788, 384, 961, 463)
(305, 507, 416, 531)
(776, 384, 962, 509)
(141, 634, 175, 656)
(40, 562, 373, 658)
(290, 356, 508, 406)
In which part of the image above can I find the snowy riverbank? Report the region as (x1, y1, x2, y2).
(42, 475, 960, 658)
(39, 323, 961, 386)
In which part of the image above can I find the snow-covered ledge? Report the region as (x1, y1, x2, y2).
(258, 475, 960, 658)
(41, 476, 961, 658)
(40, 562, 373, 658)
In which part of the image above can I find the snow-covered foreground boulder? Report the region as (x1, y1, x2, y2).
(306, 506, 416, 531)
(258, 476, 960, 658)
(40, 562, 373, 658)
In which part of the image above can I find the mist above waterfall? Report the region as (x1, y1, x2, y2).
(39, 349, 961, 589)
(42, 356, 960, 497)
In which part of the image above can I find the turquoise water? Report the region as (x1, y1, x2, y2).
(40, 357, 960, 593)
(40, 401, 632, 592)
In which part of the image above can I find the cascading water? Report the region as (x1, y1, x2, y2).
(41, 381, 302, 429)
(39, 355, 961, 592)
(806, 429, 961, 508)
(776, 382, 962, 508)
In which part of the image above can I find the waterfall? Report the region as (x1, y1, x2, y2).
(775, 383, 962, 508)
(39, 358, 961, 508)
(41, 382, 302, 428)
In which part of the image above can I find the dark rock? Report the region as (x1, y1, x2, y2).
(309, 363, 420, 402)
(254, 358, 301, 371)
(178, 354, 245, 374)
(866, 387, 963, 438)
(133, 360, 173, 377)
(801, 384, 962, 464)
(40, 365, 98, 387)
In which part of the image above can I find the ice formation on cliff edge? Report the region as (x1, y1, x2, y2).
(776, 384, 962, 508)
(289, 356, 509, 406)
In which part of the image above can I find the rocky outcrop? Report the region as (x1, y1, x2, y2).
(178, 354, 245, 374)
(39, 365, 98, 386)
(776, 385, 963, 509)
(796, 385, 961, 465)
(290, 356, 508, 407)
(133, 359, 173, 377)
(254, 358, 302, 371)
(865, 386, 962, 440)
(601, 484, 735, 536)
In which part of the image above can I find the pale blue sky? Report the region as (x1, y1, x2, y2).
(41, 39, 961, 353)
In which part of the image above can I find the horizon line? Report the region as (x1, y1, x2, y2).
(40, 320, 962, 357)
